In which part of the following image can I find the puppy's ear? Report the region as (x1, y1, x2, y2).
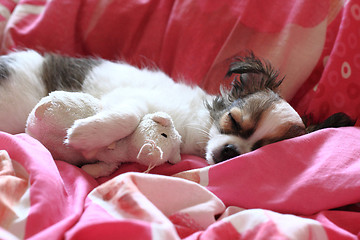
(226, 51, 274, 77)
(226, 52, 283, 99)
(304, 112, 356, 133)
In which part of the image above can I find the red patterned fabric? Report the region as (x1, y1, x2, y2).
(1, 0, 358, 124)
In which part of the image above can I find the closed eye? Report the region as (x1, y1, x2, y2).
(228, 112, 255, 139)
(228, 112, 241, 131)
(161, 133, 167, 138)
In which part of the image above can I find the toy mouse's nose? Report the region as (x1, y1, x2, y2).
(137, 141, 165, 166)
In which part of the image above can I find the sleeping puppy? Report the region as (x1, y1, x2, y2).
(205, 55, 307, 163)
(206, 55, 356, 163)
(0, 50, 353, 167)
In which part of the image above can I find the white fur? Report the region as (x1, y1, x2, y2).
(0, 51, 45, 133)
(0, 51, 213, 157)
(69, 62, 214, 157)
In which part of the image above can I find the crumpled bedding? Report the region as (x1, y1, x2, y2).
(1, 0, 360, 239)
(2, 129, 360, 239)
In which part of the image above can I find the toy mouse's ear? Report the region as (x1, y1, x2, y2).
(34, 102, 53, 119)
(152, 113, 172, 127)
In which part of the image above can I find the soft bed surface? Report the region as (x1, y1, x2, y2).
(2, 129, 360, 239)
(1, 0, 360, 239)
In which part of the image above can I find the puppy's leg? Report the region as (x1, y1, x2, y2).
(65, 104, 146, 157)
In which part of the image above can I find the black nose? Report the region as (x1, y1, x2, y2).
(219, 144, 240, 162)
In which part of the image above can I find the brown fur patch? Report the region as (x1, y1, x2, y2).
(219, 113, 233, 134)
(41, 54, 100, 93)
(0, 55, 11, 84)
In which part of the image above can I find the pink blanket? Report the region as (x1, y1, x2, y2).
(1, 0, 360, 239)
(1, 129, 360, 239)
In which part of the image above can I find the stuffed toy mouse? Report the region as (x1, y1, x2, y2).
(26, 91, 182, 178)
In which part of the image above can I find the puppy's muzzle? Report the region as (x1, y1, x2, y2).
(218, 144, 240, 163)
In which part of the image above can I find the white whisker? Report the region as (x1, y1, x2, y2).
(182, 122, 212, 138)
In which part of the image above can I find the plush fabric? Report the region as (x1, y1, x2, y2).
(1, 0, 360, 239)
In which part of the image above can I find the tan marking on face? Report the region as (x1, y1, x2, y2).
(219, 113, 233, 133)
(229, 108, 242, 122)
(229, 108, 255, 131)
(219, 107, 257, 138)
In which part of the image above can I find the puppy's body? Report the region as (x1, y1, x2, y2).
(0, 50, 306, 164)
(0, 50, 212, 156)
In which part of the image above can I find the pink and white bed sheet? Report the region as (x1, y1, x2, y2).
(1, 128, 360, 239)
(1, 0, 360, 239)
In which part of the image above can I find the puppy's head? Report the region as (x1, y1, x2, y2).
(206, 53, 305, 164)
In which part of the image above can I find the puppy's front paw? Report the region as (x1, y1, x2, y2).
(65, 111, 140, 158)
(65, 118, 104, 154)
